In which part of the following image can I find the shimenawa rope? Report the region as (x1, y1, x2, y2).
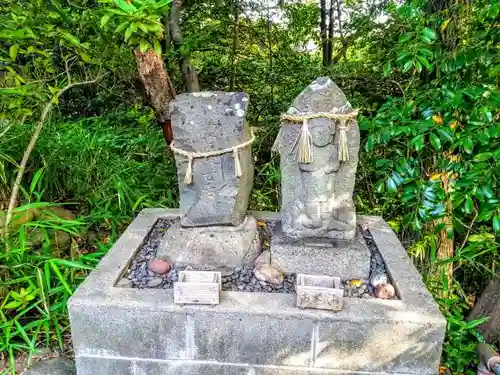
(170, 130, 255, 184)
(274, 109, 358, 163)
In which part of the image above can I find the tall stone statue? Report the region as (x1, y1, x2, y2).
(273, 77, 360, 241)
(156, 92, 260, 270)
(169, 92, 254, 227)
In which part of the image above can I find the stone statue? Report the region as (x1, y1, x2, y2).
(274, 77, 360, 241)
(169, 92, 254, 227)
(156, 91, 260, 270)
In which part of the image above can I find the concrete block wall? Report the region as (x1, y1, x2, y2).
(69, 209, 446, 375)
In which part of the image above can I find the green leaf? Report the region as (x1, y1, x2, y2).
(9, 44, 19, 60)
(415, 60, 422, 73)
(3, 300, 22, 309)
(463, 138, 474, 153)
(115, 21, 129, 33)
(493, 216, 500, 233)
(137, 23, 149, 33)
(153, 38, 162, 56)
(487, 3, 499, 18)
(124, 26, 133, 41)
(386, 177, 397, 193)
(114, 0, 137, 13)
(422, 27, 437, 41)
(155, 0, 172, 9)
(468, 233, 494, 242)
(410, 134, 424, 152)
(100, 15, 110, 27)
(51, 259, 94, 270)
(48, 261, 72, 295)
(437, 128, 453, 142)
(464, 196, 474, 214)
(139, 39, 150, 53)
(383, 61, 391, 76)
(429, 132, 441, 150)
(80, 52, 91, 63)
(416, 55, 431, 70)
(61, 32, 80, 46)
(398, 33, 411, 43)
(402, 59, 413, 72)
(482, 185, 494, 199)
(365, 135, 374, 152)
(474, 152, 492, 162)
(30, 168, 44, 194)
(418, 48, 433, 57)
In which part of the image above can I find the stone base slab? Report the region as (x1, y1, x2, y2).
(271, 221, 370, 279)
(69, 208, 445, 375)
(76, 356, 429, 375)
(156, 215, 260, 270)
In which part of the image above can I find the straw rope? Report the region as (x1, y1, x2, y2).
(170, 130, 255, 184)
(275, 109, 358, 163)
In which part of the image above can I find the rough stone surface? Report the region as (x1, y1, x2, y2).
(69, 209, 445, 375)
(254, 250, 271, 265)
(275, 77, 359, 241)
(375, 283, 396, 299)
(170, 92, 254, 227)
(271, 221, 370, 279)
(156, 215, 260, 270)
(75, 356, 420, 375)
(253, 263, 284, 285)
(26, 358, 76, 375)
(192, 312, 313, 366)
(314, 320, 444, 373)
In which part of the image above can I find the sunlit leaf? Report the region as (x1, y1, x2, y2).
(114, 0, 137, 13)
(9, 44, 19, 60)
(429, 132, 441, 150)
(61, 32, 80, 46)
(493, 216, 500, 233)
(100, 15, 110, 28)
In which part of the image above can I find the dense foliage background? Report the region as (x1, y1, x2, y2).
(1, 0, 499, 373)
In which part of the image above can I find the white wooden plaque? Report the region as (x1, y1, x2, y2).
(296, 274, 344, 312)
(174, 271, 221, 305)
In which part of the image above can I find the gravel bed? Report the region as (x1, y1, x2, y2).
(121, 218, 396, 299)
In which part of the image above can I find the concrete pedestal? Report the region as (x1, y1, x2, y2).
(271, 221, 370, 279)
(68, 209, 445, 375)
(156, 215, 260, 271)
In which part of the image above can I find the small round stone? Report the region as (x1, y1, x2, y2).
(254, 263, 284, 285)
(148, 259, 171, 275)
(370, 271, 388, 287)
(375, 283, 396, 299)
(148, 277, 164, 288)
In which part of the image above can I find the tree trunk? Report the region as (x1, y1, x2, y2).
(320, 0, 328, 66)
(134, 50, 176, 144)
(229, 0, 240, 91)
(469, 277, 500, 343)
(169, 0, 200, 92)
(326, 0, 334, 65)
(335, 0, 347, 60)
(432, 176, 454, 295)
